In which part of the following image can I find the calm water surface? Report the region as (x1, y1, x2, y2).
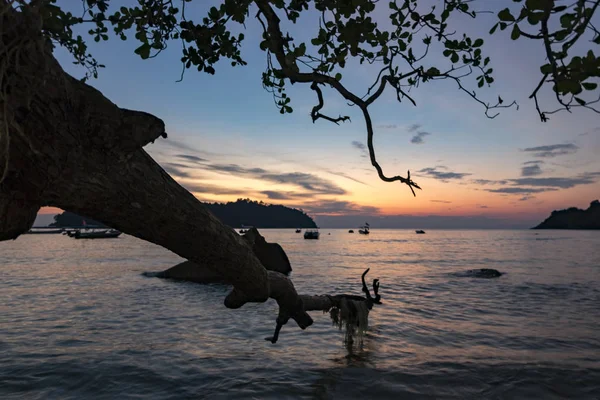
(1, 229, 599, 399)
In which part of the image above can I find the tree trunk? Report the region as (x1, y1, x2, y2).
(0, 2, 269, 305)
(0, 3, 380, 343)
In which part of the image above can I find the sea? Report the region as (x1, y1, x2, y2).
(1, 229, 599, 399)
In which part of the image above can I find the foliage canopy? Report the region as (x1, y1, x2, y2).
(23, 0, 600, 193)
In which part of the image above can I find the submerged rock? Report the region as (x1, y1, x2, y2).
(147, 227, 291, 283)
(466, 268, 502, 278)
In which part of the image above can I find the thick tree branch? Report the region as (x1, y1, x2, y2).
(310, 82, 350, 124)
(265, 268, 383, 344)
(254, 0, 420, 193)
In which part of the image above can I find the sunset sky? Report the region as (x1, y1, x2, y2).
(38, 1, 600, 228)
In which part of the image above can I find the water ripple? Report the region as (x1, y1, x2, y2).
(1, 229, 599, 398)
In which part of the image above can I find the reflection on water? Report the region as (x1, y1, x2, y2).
(1, 229, 599, 399)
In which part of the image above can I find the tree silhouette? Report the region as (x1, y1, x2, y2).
(0, 0, 598, 342)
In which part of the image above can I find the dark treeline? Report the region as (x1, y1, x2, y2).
(50, 212, 108, 228)
(49, 199, 317, 229)
(533, 200, 600, 230)
(205, 199, 317, 228)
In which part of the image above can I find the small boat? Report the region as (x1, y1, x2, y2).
(295, 229, 301, 233)
(415, 230, 426, 234)
(303, 229, 320, 240)
(25, 228, 64, 234)
(73, 229, 122, 239)
(239, 229, 248, 234)
(348, 229, 354, 233)
(359, 222, 370, 235)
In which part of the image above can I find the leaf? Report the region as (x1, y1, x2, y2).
(511, 24, 521, 40)
(134, 43, 151, 59)
(526, 0, 547, 11)
(574, 97, 586, 106)
(540, 63, 552, 74)
(489, 23, 498, 35)
(473, 38, 484, 47)
(498, 8, 515, 22)
(425, 67, 440, 76)
(582, 82, 598, 90)
(335, 72, 342, 81)
(451, 52, 459, 63)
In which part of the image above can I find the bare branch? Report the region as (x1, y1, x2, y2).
(310, 82, 350, 124)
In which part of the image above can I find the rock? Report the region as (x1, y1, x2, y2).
(149, 260, 225, 283)
(148, 227, 291, 283)
(467, 268, 502, 278)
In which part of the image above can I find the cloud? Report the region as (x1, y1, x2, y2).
(486, 187, 557, 194)
(351, 141, 366, 150)
(182, 182, 249, 195)
(480, 172, 600, 196)
(176, 154, 207, 163)
(477, 205, 489, 208)
(519, 196, 534, 201)
(376, 124, 397, 129)
(205, 163, 268, 175)
(417, 166, 472, 181)
(510, 173, 600, 189)
(411, 131, 431, 144)
(180, 160, 349, 196)
(521, 160, 544, 177)
(522, 143, 579, 158)
(407, 123, 421, 132)
(351, 140, 368, 159)
(165, 162, 193, 169)
(302, 200, 381, 215)
(472, 179, 509, 185)
(260, 172, 347, 195)
(260, 190, 301, 200)
(160, 139, 201, 153)
(326, 170, 368, 185)
(162, 164, 192, 178)
(430, 200, 452, 203)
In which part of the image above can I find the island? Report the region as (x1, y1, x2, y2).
(533, 200, 600, 230)
(49, 198, 317, 229)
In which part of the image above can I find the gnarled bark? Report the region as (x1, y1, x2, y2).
(0, 3, 382, 343)
(0, 2, 269, 305)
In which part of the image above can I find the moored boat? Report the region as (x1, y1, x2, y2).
(295, 229, 301, 233)
(303, 229, 320, 240)
(415, 230, 426, 234)
(73, 229, 122, 239)
(359, 222, 370, 235)
(25, 228, 64, 234)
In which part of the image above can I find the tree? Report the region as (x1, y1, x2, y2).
(0, 0, 598, 342)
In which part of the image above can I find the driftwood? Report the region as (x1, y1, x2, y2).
(0, 3, 382, 342)
(266, 268, 382, 344)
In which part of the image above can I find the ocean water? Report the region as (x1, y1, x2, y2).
(1, 229, 599, 399)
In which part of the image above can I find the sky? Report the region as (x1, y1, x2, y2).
(36, 1, 600, 228)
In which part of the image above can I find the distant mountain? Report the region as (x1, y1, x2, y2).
(49, 199, 317, 229)
(533, 200, 600, 230)
(204, 199, 317, 228)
